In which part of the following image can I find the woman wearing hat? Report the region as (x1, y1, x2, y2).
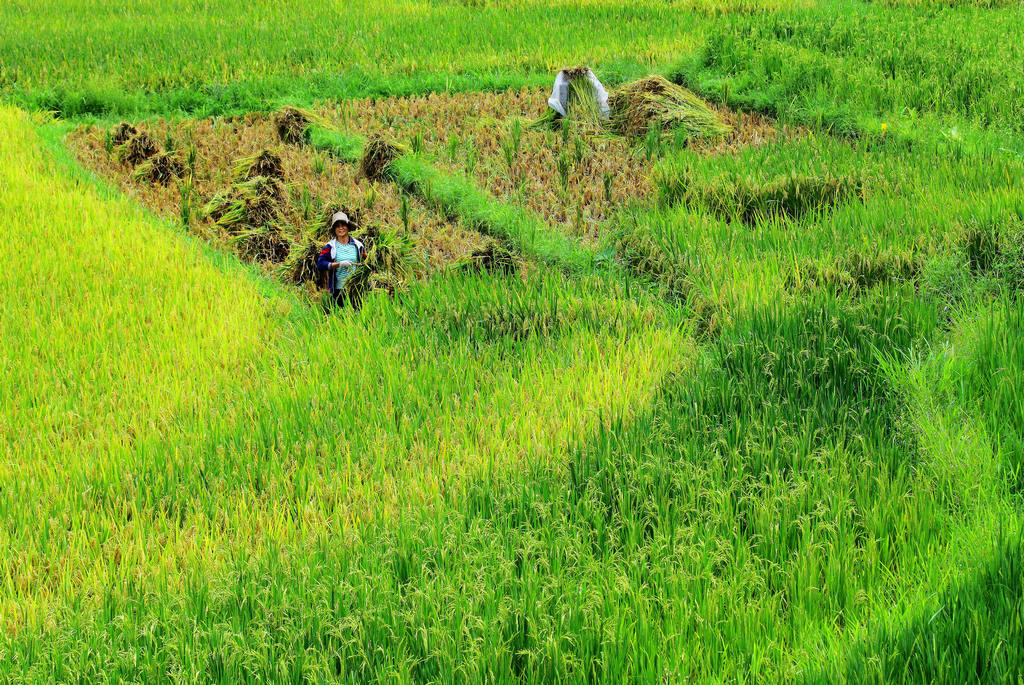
(316, 211, 366, 310)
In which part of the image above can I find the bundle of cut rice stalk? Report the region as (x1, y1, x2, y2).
(345, 226, 422, 297)
(278, 229, 325, 287)
(564, 67, 602, 127)
(232, 223, 293, 264)
(359, 135, 407, 182)
(204, 175, 286, 234)
(274, 106, 312, 144)
(609, 75, 730, 142)
(110, 122, 138, 147)
(233, 149, 284, 181)
(116, 131, 159, 165)
(461, 240, 522, 275)
(133, 151, 185, 185)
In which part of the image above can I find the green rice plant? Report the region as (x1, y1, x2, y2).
(364, 182, 378, 211)
(572, 135, 585, 165)
(557, 150, 570, 193)
(642, 120, 663, 160)
(306, 122, 364, 163)
(672, 5, 1024, 137)
(465, 139, 479, 175)
(295, 183, 313, 220)
(446, 134, 460, 162)
(7, 3, 1024, 680)
(500, 121, 521, 178)
(654, 137, 870, 223)
(178, 177, 194, 228)
(185, 143, 198, 177)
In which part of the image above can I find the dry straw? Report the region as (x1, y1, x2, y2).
(359, 135, 406, 182)
(133, 151, 185, 185)
(609, 75, 731, 141)
(233, 149, 285, 181)
(116, 131, 159, 165)
(274, 106, 312, 144)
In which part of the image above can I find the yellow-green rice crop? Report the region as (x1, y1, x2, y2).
(0, 105, 683, 645)
(4, 0, 1024, 680)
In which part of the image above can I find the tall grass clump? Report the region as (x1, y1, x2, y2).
(307, 122, 364, 164)
(654, 137, 870, 223)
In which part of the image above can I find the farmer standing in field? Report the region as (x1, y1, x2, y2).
(317, 211, 366, 310)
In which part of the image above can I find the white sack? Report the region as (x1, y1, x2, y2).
(546, 68, 610, 119)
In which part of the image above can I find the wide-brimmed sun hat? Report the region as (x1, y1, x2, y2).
(330, 211, 351, 228)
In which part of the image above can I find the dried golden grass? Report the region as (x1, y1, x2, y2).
(320, 87, 793, 243)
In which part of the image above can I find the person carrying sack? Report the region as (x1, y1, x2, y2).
(316, 211, 366, 310)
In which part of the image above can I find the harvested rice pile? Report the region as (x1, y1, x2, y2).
(562, 65, 604, 126)
(116, 131, 159, 165)
(134, 151, 184, 185)
(359, 136, 405, 182)
(67, 116, 492, 292)
(110, 122, 138, 147)
(274, 106, 311, 144)
(205, 175, 287, 232)
(234, 224, 293, 264)
(464, 241, 522, 275)
(609, 75, 731, 141)
(234, 149, 284, 181)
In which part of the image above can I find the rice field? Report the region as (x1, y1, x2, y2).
(68, 115, 495, 280)
(3, 0, 1024, 683)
